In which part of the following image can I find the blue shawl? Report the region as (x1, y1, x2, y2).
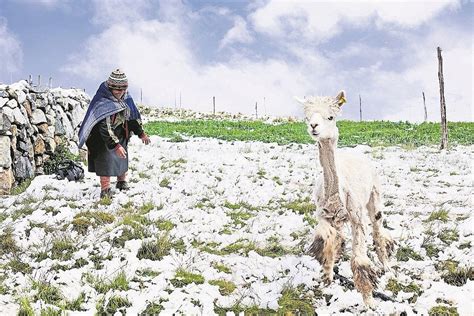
(78, 82, 141, 149)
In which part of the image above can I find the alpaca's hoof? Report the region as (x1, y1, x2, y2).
(322, 274, 333, 286)
(363, 296, 376, 309)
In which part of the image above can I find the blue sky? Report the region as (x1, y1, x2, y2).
(0, 0, 472, 121)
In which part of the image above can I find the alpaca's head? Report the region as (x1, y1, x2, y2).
(295, 90, 346, 141)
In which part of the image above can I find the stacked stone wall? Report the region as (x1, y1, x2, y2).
(0, 80, 89, 194)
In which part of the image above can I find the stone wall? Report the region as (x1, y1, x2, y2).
(0, 80, 89, 194)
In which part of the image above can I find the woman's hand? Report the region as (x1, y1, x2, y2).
(140, 133, 151, 145)
(114, 144, 127, 159)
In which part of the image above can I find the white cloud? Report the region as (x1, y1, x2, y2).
(219, 16, 254, 49)
(249, 0, 460, 42)
(0, 18, 23, 79)
(90, 0, 154, 26)
(62, 0, 471, 122)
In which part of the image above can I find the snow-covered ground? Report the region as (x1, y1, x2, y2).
(0, 137, 472, 315)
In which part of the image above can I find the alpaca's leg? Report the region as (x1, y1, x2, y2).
(367, 186, 395, 271)
(347, 196, 378, 308)
(308, 217, 337, 284)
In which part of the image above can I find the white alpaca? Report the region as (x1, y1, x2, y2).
(295, 91, 395, 307)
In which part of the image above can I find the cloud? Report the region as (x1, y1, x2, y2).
(219, 16, 254, 49)
(249, 0, 460, 42)
(0, 18, 23, 79)
(90, 0, 156, 26)
(62, 0, 471, 122)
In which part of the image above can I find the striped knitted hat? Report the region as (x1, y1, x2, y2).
(107, 68, 128, 90)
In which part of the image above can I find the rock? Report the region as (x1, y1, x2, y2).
(0, 168, 14, 195)
(2, 107, 14, 122)
(45, 113, 56, 126)
(0, 111, 12, 134)
(37, 123, 49, 134)
(34, 135, 45, 155)
(12, 107, 27, 125)
(13, 154, 34, 180)
(0, 97, 8, 107)
(0, 136, 12, 168)
(70, 102, 85, 129)
(5, 99, 18, 109)
(34, 155, 43, 166)
(47, 125, 55, 136)
(31, 109, 47, 124)
(44, 136, 56, 153)
(22, 100, 32, 118)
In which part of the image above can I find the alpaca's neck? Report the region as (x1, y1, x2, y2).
(318, 138, 340, 200)
(318, 138, 345, 223)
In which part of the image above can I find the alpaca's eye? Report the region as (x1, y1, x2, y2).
(328, 116, 334, 121)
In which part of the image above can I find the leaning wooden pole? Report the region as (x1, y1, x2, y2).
(422, 91, 427, 122)
(437, 47, 448, 149)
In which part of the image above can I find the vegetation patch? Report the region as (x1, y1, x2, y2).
(0, 228, 20, 256)
(170, 269, 205, 287)
(385, 278, 422, 302)
(396, 246, 423, 262)
(51, 237, 77, 261)
(425, 209, 449, 223)
(72, 211, 115, 234)
(211, 262, 232, 274)
(428, 305, 459, 316)
(140, 302, 164, 315)
(97, 295, 131, 315)
(84, 271, 129, 294)
(144, 120, 474, 146)
(32, 280, 63, 305)
(11, 178, 33, 195)
(277, 285, 317, 314)
(438, 228, 459, 244)
(282, 197, 317, 226)
(137, 233, 185, 260)
(209, 279, 236, 295)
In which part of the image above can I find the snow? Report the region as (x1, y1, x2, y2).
(0, 136, 472, 315)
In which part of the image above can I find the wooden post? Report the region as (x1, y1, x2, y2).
(437, 47, 448, 149)
(359, 94, 362, 121)
(255, 102, 258, 118)
(37, 75, 41, 87)
(140, 88, 143, 104)
(28, 75, 32, 85)
(422, 91, 427, 122)
(213, 96, 216, 114)
(48, 77, 52, 89)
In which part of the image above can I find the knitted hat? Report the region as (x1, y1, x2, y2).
(107, 69, 128, 90)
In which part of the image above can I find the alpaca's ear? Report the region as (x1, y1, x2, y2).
(335, 90, 346, 107)
(294, 96, 306, 105)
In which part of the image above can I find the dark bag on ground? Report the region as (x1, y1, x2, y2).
(55, 160, 84, 181)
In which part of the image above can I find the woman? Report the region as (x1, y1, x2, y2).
(78, 69, 150, 198)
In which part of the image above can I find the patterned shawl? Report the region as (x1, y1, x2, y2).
(77, 82, 141, 149)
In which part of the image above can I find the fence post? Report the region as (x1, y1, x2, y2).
(422, 91, 427, 122)
(213, 96, 216, 114)
(255, 102, 258, 118)
(437, 47, 448, 150)
(359, 94, 362, 121)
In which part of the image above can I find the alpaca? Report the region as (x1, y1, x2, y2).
(295, 91, 395, 307)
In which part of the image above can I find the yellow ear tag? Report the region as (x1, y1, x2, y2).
(338, 96, 346, 105)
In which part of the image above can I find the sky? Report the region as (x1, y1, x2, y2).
(0, 0, 472, 122)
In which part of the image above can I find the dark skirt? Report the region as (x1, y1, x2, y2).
(87, 136, 128, 177)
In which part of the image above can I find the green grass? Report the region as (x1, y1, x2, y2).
(144, 120, 474, 146)
(170, 269, 205, 287)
